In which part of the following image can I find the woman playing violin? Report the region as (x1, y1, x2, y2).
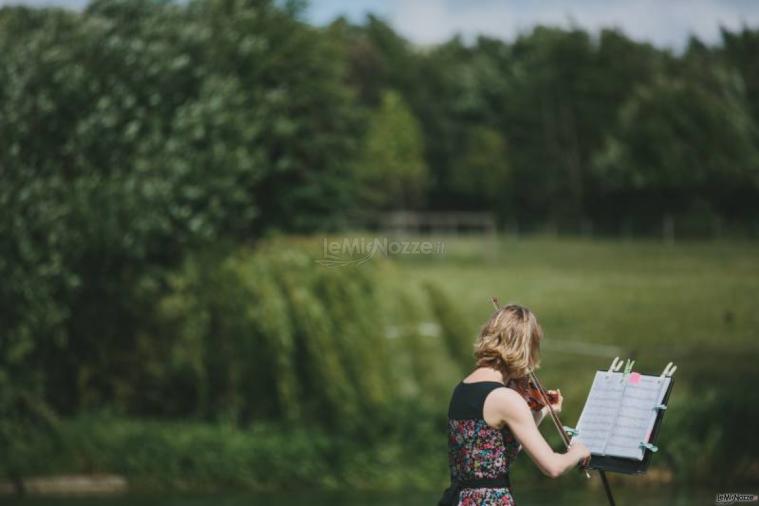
(440, 304, 590, 506)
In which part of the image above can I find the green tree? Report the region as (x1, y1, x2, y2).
(357, 90, 428, 209)
(593, 71, 759, 228)
(721, 27, 759, 126)
(0, 0, 360, 418)
(449, 126, 512, 217)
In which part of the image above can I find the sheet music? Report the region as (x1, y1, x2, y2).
(575, 371, 671, 461)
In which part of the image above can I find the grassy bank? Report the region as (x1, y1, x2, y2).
(4, 414, 447, 493)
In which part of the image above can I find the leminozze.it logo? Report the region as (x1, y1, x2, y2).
(317, 237, 445, 267)
(715, 493, 758, 505)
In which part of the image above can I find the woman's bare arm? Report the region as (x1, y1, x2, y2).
(483, 388, 589, 478)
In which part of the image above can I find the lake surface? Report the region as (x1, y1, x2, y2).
(0, 486, 729, 506)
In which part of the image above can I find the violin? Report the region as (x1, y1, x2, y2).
(507, 375, 560, 411)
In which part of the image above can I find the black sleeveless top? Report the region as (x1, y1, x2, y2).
(446, 381, 520, 505)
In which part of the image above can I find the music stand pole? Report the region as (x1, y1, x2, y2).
(599, 470, 616, 506)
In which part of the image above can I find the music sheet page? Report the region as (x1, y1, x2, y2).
(575, 371, 671, 460)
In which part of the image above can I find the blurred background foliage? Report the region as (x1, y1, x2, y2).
(0, 0, 758, 495)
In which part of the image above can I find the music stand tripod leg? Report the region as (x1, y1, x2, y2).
(599, 470, 616, 506)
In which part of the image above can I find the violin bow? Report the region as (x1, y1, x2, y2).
(490, 297, 592, 480)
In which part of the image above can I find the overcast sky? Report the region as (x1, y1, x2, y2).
(2, 0, 758, 50)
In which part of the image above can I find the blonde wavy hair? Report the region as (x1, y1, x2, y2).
(474, 304, 543, 379)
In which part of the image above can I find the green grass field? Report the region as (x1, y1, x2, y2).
(383, 235, 758, 346)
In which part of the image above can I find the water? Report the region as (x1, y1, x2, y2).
(0, 486, 723, 506)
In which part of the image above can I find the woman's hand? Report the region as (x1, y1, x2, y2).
(546, 389, 563, 414)
(569, 439, 591, 468)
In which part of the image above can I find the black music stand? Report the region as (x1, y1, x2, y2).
(584, 372, 675, 505)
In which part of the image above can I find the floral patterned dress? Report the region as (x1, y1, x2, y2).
(447, 381, 521, 506)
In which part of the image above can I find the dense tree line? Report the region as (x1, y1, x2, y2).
(3, 1, 759, 241)
(332, 19, 759, 233)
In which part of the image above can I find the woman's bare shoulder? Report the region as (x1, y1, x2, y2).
(484, 386, 531, 421)
(486, 386, 526, 404)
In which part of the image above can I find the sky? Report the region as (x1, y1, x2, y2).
(1, 0, 758, 50)
(306, 0, 759, 50)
